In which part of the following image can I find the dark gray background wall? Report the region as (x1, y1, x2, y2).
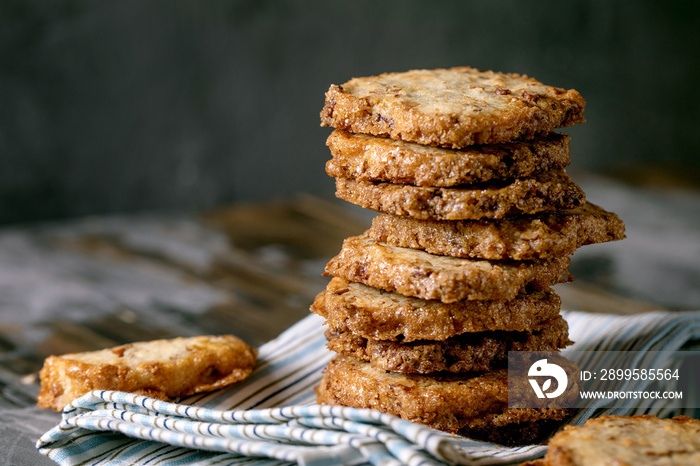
(1, 0, 699, 225)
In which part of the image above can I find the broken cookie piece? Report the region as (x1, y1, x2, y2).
(37, 335, 257, 411)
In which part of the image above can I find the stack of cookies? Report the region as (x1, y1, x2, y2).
(312, 67, 625, 445)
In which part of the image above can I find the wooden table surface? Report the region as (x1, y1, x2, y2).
(0, 190, 684, 465)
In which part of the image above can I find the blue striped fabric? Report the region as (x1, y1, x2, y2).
(37, 310, 700, 466)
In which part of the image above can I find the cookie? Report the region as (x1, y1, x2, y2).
(522, 415, 700, 466)
(312, 278, 561, 342)
(320, 67, 585, 148)
(367, 202, 625, 260)
(317, 355, 575, 446)
(325, 129, 571, 186)
(334, 169, 585, 221)
(324, 236, 572, 302)
(37, 335, 257, 411)
(324, 315, 572, 374)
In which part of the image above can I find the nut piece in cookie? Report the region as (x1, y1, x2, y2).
(320, 66, 585, 148)
(523, 414, 700, 465)
(326, 129, 571, 187)
(37, 335, 257, 411)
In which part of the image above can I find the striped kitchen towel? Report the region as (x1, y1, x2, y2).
(37, 310, 700, 466)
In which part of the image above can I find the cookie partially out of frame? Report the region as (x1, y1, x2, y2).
(335, 169, 585, 221)
(522, 415, 700, 466)
(324, 315, 572, 374)
(317, 355, 575, 446)
(37, 335, 257, 411)
(367, 202, 625, 260)
(312, 278, 561, 342)
(320, 67, 585, 148)
(326, 129, 571, 186)
(324, 236, 571, 303)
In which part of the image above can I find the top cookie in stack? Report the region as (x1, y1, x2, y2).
(321, 67, 585, 148)
(314, 67, 625, 446)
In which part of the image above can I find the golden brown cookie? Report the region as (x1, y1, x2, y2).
(37, 335, 257, 411)
(324, 236, 572, 302)
(320, 67, 585, 148)
(325, 129, 571, 186)
(317, 355, 575, 446)
(334, 169, 585, 221)
(312, 278, 562, 342)
(367, 202, 625, 260)
(324, 315, 572, 374)
(523, 415, 700, 465)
